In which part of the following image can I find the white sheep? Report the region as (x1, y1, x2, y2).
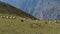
(55, 20, 60, 23)
(1, 16, 5, 18)
(6, 16, 9, 19)
(9, 16, 12, 19)
(12, 17, 16, 19)
(48, 21, 52, 24)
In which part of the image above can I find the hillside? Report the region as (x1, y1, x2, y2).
(0, 2, 38, 20)
(0, 2, 60, 34)
(0, 0, 60, 20)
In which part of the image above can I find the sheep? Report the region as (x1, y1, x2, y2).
(12, 17, 16, 19)
(9, 16, 12, 19)
(21, 18, 26, 20)
(1, 16, 5, 18)
(21, 19, 24, 22)
(6, 16, 9, 19)
(0, 15, 16, 19)
(48, 21, 52, 24)
(20, 18, 26, 22)
(55, 20, 60, 23)
(6, 16, 16, 19)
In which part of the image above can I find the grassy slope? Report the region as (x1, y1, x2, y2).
(0, 2, 60, 34)
(0, 14, 60, 34)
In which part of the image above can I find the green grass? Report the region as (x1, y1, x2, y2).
(0, 14, 60, 34)
(0, 2, 60, 34)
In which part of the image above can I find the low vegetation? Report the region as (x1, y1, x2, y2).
(0, 13, 60, 34)
(0, 2, 60, 34)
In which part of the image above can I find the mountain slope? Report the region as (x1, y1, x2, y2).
(0, 2, 38, 20)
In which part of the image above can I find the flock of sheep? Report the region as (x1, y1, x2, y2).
(0, 15, 16, 19)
